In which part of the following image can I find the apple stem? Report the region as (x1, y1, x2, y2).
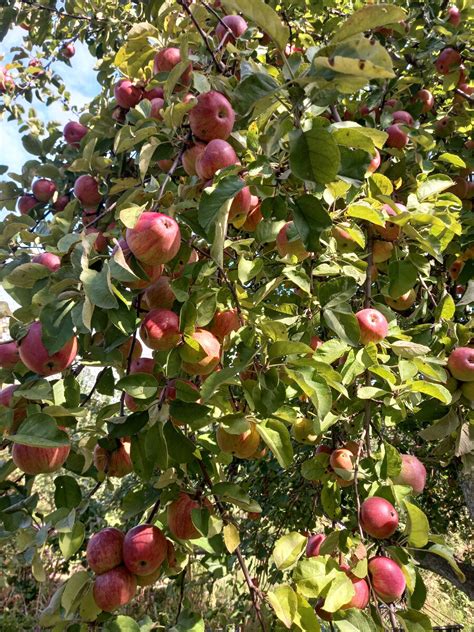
(177, 0, 225, 73)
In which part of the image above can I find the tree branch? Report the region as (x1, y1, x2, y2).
(414, 551, 474, 600)
(18, 0, 105, 22)
(177, 0, 225, 72)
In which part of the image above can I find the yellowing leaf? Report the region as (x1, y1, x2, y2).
(223, 523, 240, 553)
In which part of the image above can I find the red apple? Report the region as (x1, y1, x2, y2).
(316, 444, 332, 455)
(391, 110, 414, 126)
(373, 203, 402, 241)
(215, 15, 248, 45)
(86, 527, 124, 574)
(126, 212, 181, 265)
(12, 431, 70, 475)
(93, 440, 133, 478)
(143, 86, 164, 100)
(195, 139, 239, 180)
(386, 124, 408, 149)
(63, 120, 88, 146)
(366, 148, 381, 174)
(276, 222, 309, 260)
(93, 566, 136, 612)
(229, 182, 251, 224)
(85, 227, 108, 253)
(123, 524, 167, 576)
(306, 533, 326, 557)
(167, 492, 205, 540)
(140, 308, 181, 351)
(209, 309, 240, 340)
(61, 42, 75, 58)
(129, 357, 157, 375)
(17, 194, 38, 215)
(447, 347, 474, 381)
(74, 174, 102, 206)
(18, 322, 77, 376)
(53, 195, 70, 212)
(243, 195, 263, 232)
(0, 341, 20, 369)
(149, 97, 165, 120)
(32, 179, 56, 202)
(368, 557, 406, 603)
(182, 143, 206, 176)
(360, 497, 398, 539)
(447, 6, 461, 27)
(342, 575, 370, 610)
(180, 329, 221, 375)
(393, 454, 427, 494)
(330, 449, 355, 480)
(435, 48, 461, 75)
(32, 252, 61, 272)
(0, 385, 26, 425)
(153, 47, 192, 88)
(142, 276, 175, 310)
(189, 91, 235, 141)
(355, 309, 389, 344)
(415, 89, 435, 113)
(114, 79, 143, 109)
(332, 225, 357, 252)
(310, 335, 323, 351)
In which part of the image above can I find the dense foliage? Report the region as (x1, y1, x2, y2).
(0, 0, 473, 630)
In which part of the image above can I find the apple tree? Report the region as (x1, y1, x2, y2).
(0, 0, 473, 630)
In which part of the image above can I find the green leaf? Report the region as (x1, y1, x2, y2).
(6, 263, 50, 288)
(292, 194, 332, 252)
(267, 584, 297, 628)
(268, 341, 314, 359)
(104, 615, 140, 632)
(9, 414, 70, 448)
(404, 501, 429, 547)
(59, 521, 85, 560)
(293, 556, 337, 598)
(256, 419, 293, 469)
(61, 571, 90, 616)
(334, 610, 378, 632)
(131, 431, 155, 480)
(396, 609, 433, 632)
(289, 125, 340, 184)
(323, 571, 355, 613)
(425, 544, 465, 581)
(238, 256, 263, 283)
(435, 293, 455, 321)
(391, 341, 431, 359)
(406, 381, 452, 404)
(212, 482, 261, 513)
(388, 261, 418, 297)
(331, 4, 407, 43)
(417, 175, 453, 201)
(222, 0, 289, 49)
(163, 422, 196, 464)
(233, 73, 280, 116)
(332, 123, 388, 150)
(174, 608, 205, 631)
(419, 410, 459, 441)
(283, 266, 311, 294)
(169, 401, 211, 427)
(273, 532, 307, 570)
(54, 476, 82, 509)
(323, 308, 360, 346)
(116, 373, 158, 399)
(198, 175, 244, 233)
(80, 263, 118, 310)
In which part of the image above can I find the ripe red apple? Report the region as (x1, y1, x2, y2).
(153, 47, 192, 88)
(306, 533, 326, 557)
(18, 322, 77, 376)
(373, 203, 402, 241)
(316, 444, 333, 456)
(195, 139, 239, 180)
(393, 454, 427, 494)
(342, 575, 370, 610)
(129, 357, 157, 375)
(216, 14, 248, 45)
(140, 308, 181, 351)
(142, 276, 175, 310)
(366, 148, 381, 174)
(53, 194, 69, 212)
(114, 79, 143, 109)
(61, 42, 75, 58)
(17, 194, 38, 215)
(32, 252, 61, 272)
(86, 527, 124, 574)
(149, 97, 165, 120)
(360, 496, 399, 539)
(182, 143, 206, 176)
(189, 91, 235, 141)
(0, 341, 20, 369)
(447, 6, 461, 27)
(386, 124, 408, 149)
(74, 174, 102, 206)
(172, 249, 199, 278)
(216, 422, 260, 459)
(447, 347, 474, 381)
(209, 308, 240, 341)
(355, 309, 389, 344)
(434, 116, 455, 138)
(63, 120, 88, 146)
(276, 222, 308, 260)
(167, 492, 207, 540)
(435, 48, 461, 75)
(310, 335, 323, 351)
(243, 195, 263, 232)
(123, 524, 167, 576)
(415, 89, 435, 113)
(229, 182, 251, 224)
(32, 178, 56, 202)
(93, 566, 137, 612)
(368, 557, 406, 603)
(93, 440, 133, 478)
(329, 448, 355, 481)
(126, 212, 181, 266)
(85, 227, 108, 253)
(391, 110, 414, 126)
(332, 225, 357, 252)
(180, 329, 221, 375)
(143, 86, 164, 100)
(12, 434, 70, 475)
(0, 385, 26, 426)
(372, 240, 393, 263)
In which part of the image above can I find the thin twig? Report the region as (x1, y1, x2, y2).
(177, 0, 225, 72)
(18, 0, 106, 22)
(219, 266, 242, 316)
(147, 498, 161, 523)
(363, 231, 373, 456)
(154, 135, 192, 206)
(80, 367, 106, 407)
(455, 88, 474, 103)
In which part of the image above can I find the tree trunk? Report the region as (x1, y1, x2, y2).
(415, 551, 474, 600)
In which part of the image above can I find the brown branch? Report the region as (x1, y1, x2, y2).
(84, 202, 116, 228)
(147, 497, 161, 523)
(177, 0, 225, 72)
(154, 135, 192, 206)
(80, 367, 106, 407)
(18, 0, 105, 21)
(455, 88, 474, 103)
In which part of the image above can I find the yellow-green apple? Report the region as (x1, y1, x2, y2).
(355, 308, 388, 344)
(123, 524, 167, 576)
(114, 79, 143, 109)
(386, 124, 408, 149)
(32, 178, 56, 202)
(461, 381, 474, 402)
(372, 240, 393, 263)
(435, 48, 461, 75)
(32, 252, 61, 272)
(209, 308, 240, 341)
(86, 527, 124, 574)
(126, 212, 181, 265)
(332, 224, 358, 252)
(74, 174, 102, 206)
(189, 91, 235, 141)
(12, 429, 70, 475)
(306, 533, 326, 557)
(368, 557, 406, 603)
(63, 120, 88, 146)
(93, 440, 133, 477)
(276, 221, 309, 260)
(360, 497, 398, 539)
(216, 14, 248, 45)
(182, 143, 206, 176)
(17, 194, 37, 215)
(18, 322, 77, 376)
(447, 347, 474, 381)
(195, 138, 239, 180)
(0, 341, 20, 369)
(393, 454, 426, 494)
(385, 289, 416, 311)
(167, 492, 208, 540)
(93, 566, 137, 612)
(217, 421, 260, 458)
(140, 308, 181, 351)
(292, 417, 319, 444)
(180, 329, 221, 375)
(415, 89, 435, 113)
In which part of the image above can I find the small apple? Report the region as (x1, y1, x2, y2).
(385, 289, 416, 312)
(216, 422, 260, 459)
(448, 259, 464, 280)
(368, 557, 406, 603)
(215, 14, 248, 45)
(85, 227, 108, 253)
(195, 139, 239, 180)
(276, 222, 309, 260)
(123, 524, 167, 576)
(360, 496, 399, 539)
(86, 527, 124, 574)
(140, 308, 181, 351)
(243, 195, 263, 232)
(167, 492, 208, 540)
(330, 448, 355, 480)
(342, 575, 370, 610)
(415, 89, 435, 113)
(434, 116, 455, 138)
(114, 79, 142, 109)
(142, 276, 175, 310)
(372, 240, 393, 263)
(53, 195, 70, 212)
(17, 194, 37, 215)
(310, 335, 323, 351)
(393, 454, 427, 494)
(180, 329, 221, 375)
(143, 86, 164, 100)
(386, 124, 408, 149)
(93, 440, 133, 478)
(189, 91, 235, 141)
(373, 203, 402, 241)
(209, 308, 240, 341)
(447, 347, 474, 381)
(332, 224, 358, 252)
(93, 566, 137, 612)
(149, 97, 165, 120)
(129, 357, 157, 375)
(229, 182, 251, 225)
(0, 385, 26, 425)
(153, 47, 192, 88)
(391, 110, 414, 126)
(366, 148, 381, 174)
(355, 308, 389, 344)
(292, 418, 319, 444)
(74, 174, 102, 206)
(0, 341, 20, 369)
(447, 6, 461, 27)
(435, 48, 461, 75)
(32, 178, 56, 202)
(306, 533, 326, 557)
(61, 42, 75, 58)
(32, 252, 61, 272)
(126, 212, 181, 265)
(182, 143, 206, 176)
(0, 66, 15, 93)
(18, 321, 77, 376)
